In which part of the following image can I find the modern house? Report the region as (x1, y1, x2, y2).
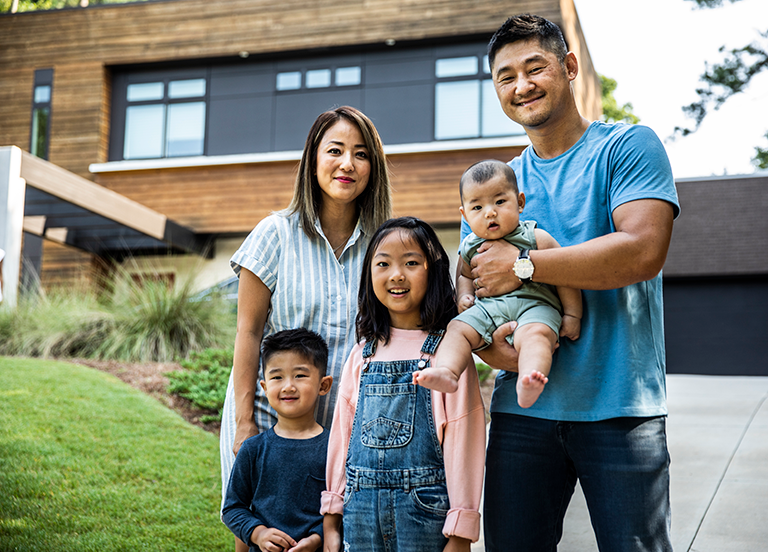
(0, 0, 600, 298)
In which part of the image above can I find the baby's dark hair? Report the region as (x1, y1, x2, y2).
(356, 217, 458, 345)
(460, 159, 518, 202)
(261, 328, 329, 377)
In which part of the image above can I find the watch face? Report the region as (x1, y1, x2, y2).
(514, 258, 534, 280)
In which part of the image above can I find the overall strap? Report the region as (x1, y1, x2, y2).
(362, 339, 377, 359)
(420, 330, 445, 356)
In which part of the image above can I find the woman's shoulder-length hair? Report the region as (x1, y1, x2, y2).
(284, 106, 392, 239)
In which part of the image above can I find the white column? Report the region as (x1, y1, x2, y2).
(0, 146, 27, 308)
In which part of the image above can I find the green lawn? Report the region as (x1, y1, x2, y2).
(0, 356, 231, 551)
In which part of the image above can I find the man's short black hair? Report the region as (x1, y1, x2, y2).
(261, 328, 329, 377)
(488, 13, 568, 70)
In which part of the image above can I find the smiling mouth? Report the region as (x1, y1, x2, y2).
(516, 95, 543, 107)
(389, 288, 409, 295)
(336, 176, 354, 183)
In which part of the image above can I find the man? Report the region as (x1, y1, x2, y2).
(466, 14, 679, 551)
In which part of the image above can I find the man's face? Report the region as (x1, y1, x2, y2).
(491, 38, 576, 129)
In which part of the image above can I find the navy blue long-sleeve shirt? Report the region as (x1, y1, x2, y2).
(222, 427, 329, 550)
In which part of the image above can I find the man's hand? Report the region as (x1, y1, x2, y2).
(251, 525, 297, 552)
(287, 533, 322, 552)
(474, 322, 520, 372)
(469, 240, 521, 298)
(458, 294, 475, 313)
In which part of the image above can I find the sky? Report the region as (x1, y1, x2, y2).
(572, 0, 768, 179)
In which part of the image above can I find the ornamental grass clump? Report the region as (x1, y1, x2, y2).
(0, 271, 235, 363)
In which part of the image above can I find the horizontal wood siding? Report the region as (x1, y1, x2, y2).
(39, 240, 98, 290)
(95, 147, 525, 233)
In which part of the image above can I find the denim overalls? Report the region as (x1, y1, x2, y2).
(342, 331, 450, 552)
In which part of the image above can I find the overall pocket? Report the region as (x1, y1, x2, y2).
(360, 382, 416, 448)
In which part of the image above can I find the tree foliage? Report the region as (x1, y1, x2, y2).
(677, 0, 768, 169)
(0, 0, 142, 12)
(600, 74, 640, 124)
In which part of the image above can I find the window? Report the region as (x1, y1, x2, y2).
(30, 69, 53, 160)
(123, 78, 207, 159)
(276, 65, 362, 91)
(434, 55, 523, 140)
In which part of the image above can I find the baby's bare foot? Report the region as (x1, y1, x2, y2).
(517, 371, 548, 408)
(413, 367, 460, 393)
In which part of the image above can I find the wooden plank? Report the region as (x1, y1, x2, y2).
(19, 151, 168, 240)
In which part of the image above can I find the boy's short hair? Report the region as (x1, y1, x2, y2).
(459, 159, 519, 202)
(261, 328, 329, 377)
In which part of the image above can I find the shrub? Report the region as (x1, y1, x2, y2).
(166, 348, 234, 421)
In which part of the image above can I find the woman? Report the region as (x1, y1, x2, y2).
(220, 106, 391, 551)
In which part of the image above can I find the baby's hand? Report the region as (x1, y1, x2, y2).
(560, 314, 581, 341)
(458, 294, 475, 313)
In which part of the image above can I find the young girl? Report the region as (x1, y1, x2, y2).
(321, 217, 486, 552)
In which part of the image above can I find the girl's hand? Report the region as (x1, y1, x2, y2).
(474, 321, 520, 372)
(323, 514, 343, 552)
(251, 525, 297, 552)
(287, 533, 322, 552)
(458, 294, 475, 313)
(560, 314, 581, 341)
(443, 536, 471, 552)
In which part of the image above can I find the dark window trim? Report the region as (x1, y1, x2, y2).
(30, 68, 53, 160)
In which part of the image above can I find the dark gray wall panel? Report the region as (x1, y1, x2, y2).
(364, 83, 433, 144)
(208, 96, 273, 155)
(274, 90, 364, 151)
(664, 278, 768, 376)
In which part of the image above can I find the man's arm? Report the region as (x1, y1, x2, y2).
(471, 199, 675, 296)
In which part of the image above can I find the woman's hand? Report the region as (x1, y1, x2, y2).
(232, 419, 259, 456)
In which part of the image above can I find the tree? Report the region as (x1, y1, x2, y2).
(676, 0, 768, 169)
(600, 74, 640, 124)
(0, 0, 142, 12)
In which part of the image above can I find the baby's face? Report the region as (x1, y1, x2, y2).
(460, 174, 524, 240)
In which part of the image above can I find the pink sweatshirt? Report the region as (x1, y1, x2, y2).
(320, 328, 486, 542)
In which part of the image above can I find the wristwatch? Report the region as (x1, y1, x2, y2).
(513, 249, 534, 283)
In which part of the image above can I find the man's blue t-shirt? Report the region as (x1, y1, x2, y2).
(460, 121, 680, 421)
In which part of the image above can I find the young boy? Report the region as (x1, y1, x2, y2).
(222, 328, 333, 552)
(413, 160, 582, 408)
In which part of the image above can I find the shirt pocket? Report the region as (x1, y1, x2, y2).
(300, 473, 326, 514)
(360, 383, 416, 448)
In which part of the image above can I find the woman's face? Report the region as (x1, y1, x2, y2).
(315, 118, 371, 207)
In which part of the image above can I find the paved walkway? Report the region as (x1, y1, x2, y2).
(471, 374, 768, 551)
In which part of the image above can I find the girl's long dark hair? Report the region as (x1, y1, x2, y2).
(356, 217, 458, 345)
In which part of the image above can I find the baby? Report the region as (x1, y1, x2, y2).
(413, 160, 581, 408)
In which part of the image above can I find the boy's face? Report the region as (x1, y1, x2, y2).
(460, 174, 525, 240)
(260, 351, 332, 422)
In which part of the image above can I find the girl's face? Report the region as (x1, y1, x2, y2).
(371, 229, 429, 330)
(315, 118, 371, 208)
